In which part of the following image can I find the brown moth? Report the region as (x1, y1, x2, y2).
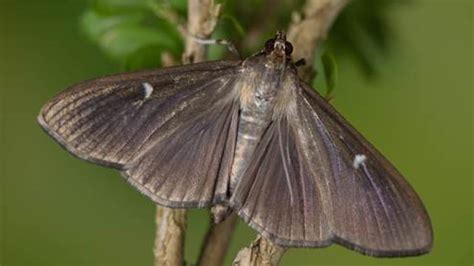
(38, 31, 432, 257)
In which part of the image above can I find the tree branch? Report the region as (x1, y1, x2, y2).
(198, 212, 238, 266)
(153, 1, 221, 265)
(153, 207, 186, 266)
(182, 0, 221, 64)
(287, 0, 350, 81)
(233, 236, 287, 266)
(232, 0, 350, 265)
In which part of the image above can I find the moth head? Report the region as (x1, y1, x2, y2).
(264, 31, 293, 58)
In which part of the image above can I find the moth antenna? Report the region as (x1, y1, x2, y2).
(187, 34, 241, 59)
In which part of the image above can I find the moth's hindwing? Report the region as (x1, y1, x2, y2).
(231, 80, 432, 257)
(38, 60, 241, 207)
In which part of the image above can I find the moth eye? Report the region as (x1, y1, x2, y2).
(285, 41, 293, 55)
(264, 39, 275, 53)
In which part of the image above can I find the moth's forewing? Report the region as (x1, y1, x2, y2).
(38, 60, 239, 168)
(231, 71, 432, 256)
(38, 60, 241, 207)
(123, 88, 240, 208)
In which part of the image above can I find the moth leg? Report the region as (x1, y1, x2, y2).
(187, 35, 241, 59)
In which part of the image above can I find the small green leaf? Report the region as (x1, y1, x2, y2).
(80, 0, 184, 70)
(92, 0, 152, 14)
(81, 10, 144, 41)
(220, 14, 246, 37)
(321, 51, 338, 100)
(124, 45, 164, 71)
(98, 25, 180, 64)
(167, 0, 187, 16)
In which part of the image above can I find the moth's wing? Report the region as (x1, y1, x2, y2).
(123, 96, 239, 207)
(38, 60, 239, 168)
(230, 117, 333, 247)
(296, 82, 432, 256)
(38, 60, 240, 207)
(231, 81, 432, 257)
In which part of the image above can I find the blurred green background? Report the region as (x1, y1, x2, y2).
(1, 0, 472, 265)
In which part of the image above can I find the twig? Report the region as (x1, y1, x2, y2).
(153, 207, 186, 266)
(197, 213, 238, 266)
(232, 0, 350, 265)
(153, 1, 221, 266)
(233, 236, 287, 266)
(182, 0, 221, 64)
(287, 0, 350, 81)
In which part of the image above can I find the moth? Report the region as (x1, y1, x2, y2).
(38, 31, 432, 257)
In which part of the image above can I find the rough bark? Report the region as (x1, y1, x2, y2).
(287, 0, 350, 81)
(153, 208, 186, 266)
(233, 237, 287, 266)
(198, 213, 238, 266)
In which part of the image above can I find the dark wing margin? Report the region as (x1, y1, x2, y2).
(38, 60, 241, 207)
(231, 81, 432, 257)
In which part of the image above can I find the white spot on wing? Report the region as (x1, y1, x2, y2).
(142, 82, 153, 100)
(353, 154, 367, 169)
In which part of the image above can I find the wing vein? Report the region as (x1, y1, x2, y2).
(278, 120, 295, 206)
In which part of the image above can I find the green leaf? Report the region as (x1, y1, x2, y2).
(321, 51, 338, 100)
(98, 25, 180, 64)
(220, 14, 246, 37)
(124, 45, 164, 71)
(80, 0, 185, 70)
(326, 0, 407, 77)
(81, 10, 144, 41)
(92, 0, 152, 14)
(167, 0, 187, 16)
